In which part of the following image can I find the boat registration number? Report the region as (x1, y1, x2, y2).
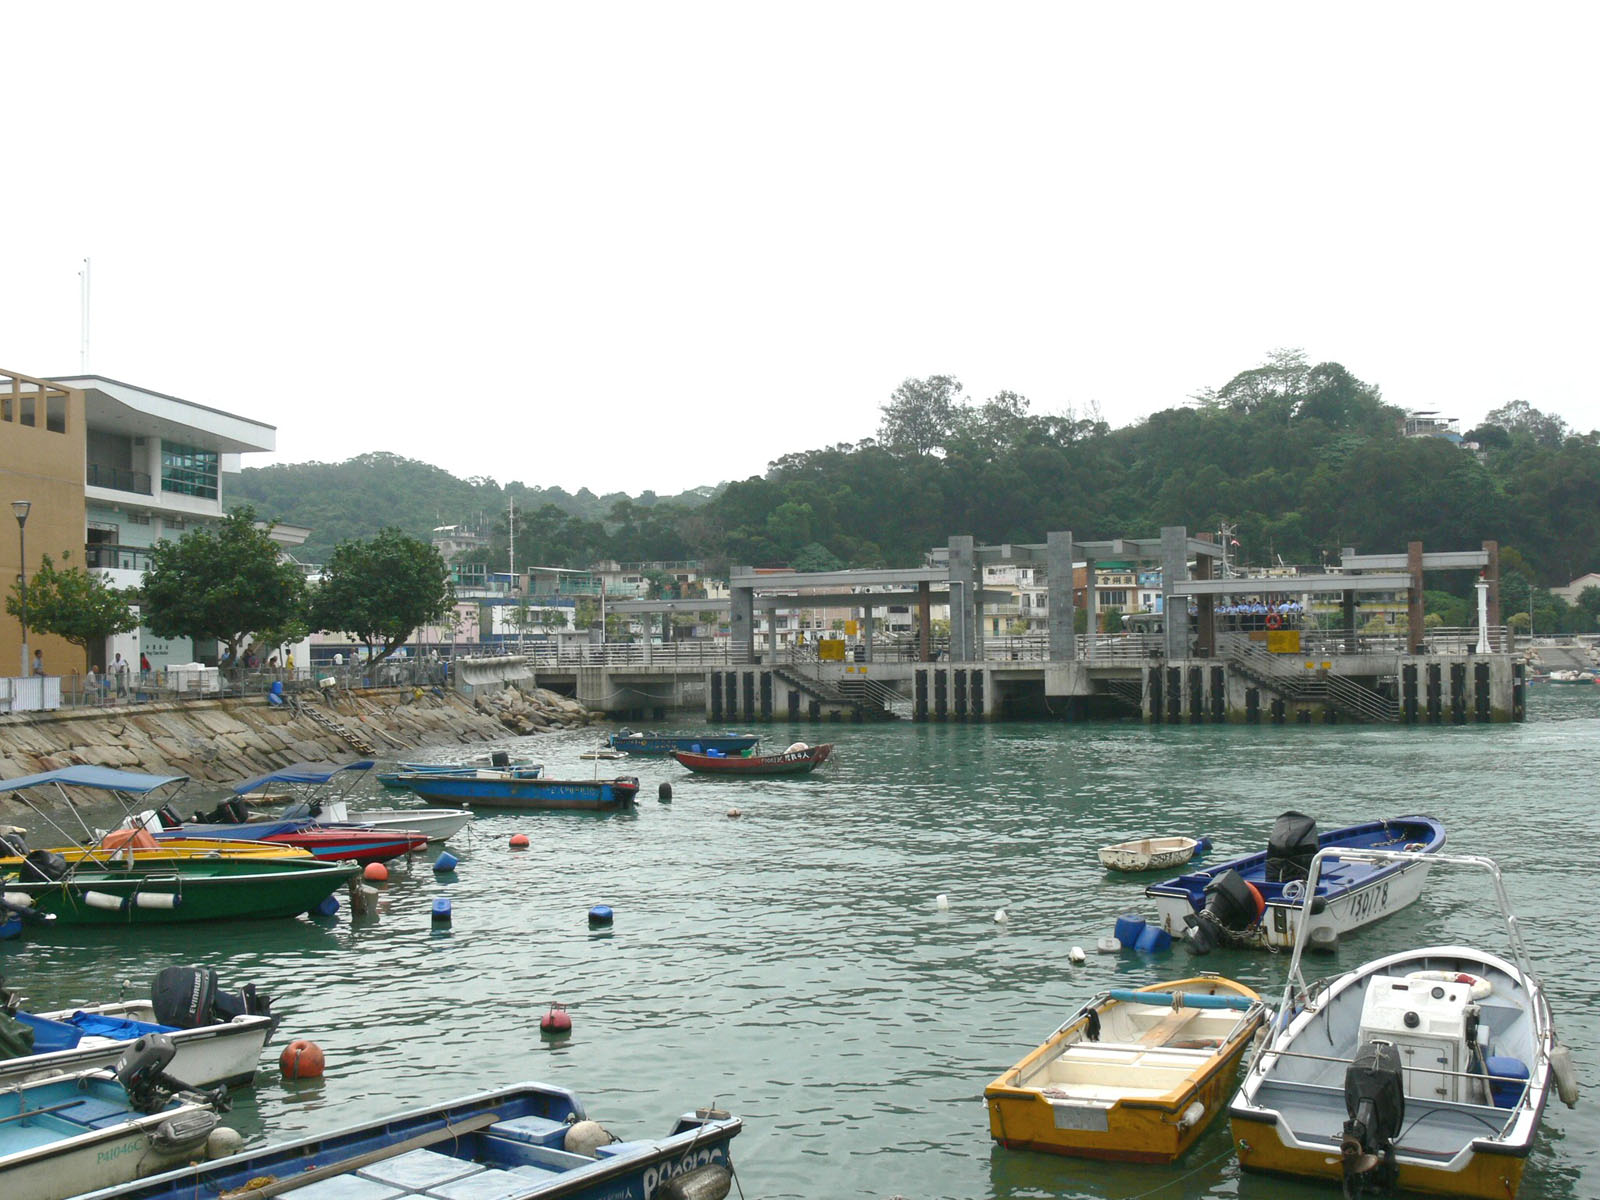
(1346, 880, 1392, 923)
(1050, 1100, 1111, 1131)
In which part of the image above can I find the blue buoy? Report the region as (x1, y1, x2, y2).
(1113, 914, 1146, 946)
(1135, 925, 1173, 953)
(1194, 837, 1212, 857)
(588, 905, 613, 926)
(313, 894, 340, 917)
(433, 851, 459, 872)
(431, 898, 452, 923)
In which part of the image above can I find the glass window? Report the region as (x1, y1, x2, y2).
(161, 442, 219, 499)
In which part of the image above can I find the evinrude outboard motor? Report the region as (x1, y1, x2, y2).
(1184, 868, 1262, 955)
(114, 1032, 230, 1114)
(1341, 1039, 1404, 1196)
(152, 966, 278, 1037)
(1266, 811, 1319, 883)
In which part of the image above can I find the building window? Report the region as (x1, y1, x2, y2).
(128, 511, 151, 525)
(161, 442, 219, 499)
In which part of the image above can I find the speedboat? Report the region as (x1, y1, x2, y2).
(1230, 847, 1579, 1198)
(1144, 812, 1444, 953)
(72, 1081, 742, 1200)
(238, 759, 472, 844)
(0, 967, 275, 1090)
(986, 975, 1267, 1162)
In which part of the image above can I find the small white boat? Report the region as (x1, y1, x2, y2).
(0, 967, 275, 1090)
(1098, 836, 1198, 872)
(275, 797, 472, 845)
(1230, 848, 1580, 1199)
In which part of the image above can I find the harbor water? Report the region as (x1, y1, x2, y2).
(5, 689, 1598, 1199)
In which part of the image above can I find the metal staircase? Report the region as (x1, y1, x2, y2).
(290, 694, 379, 755)
(1227, 643, 1398, 723)
(773, 663, 899, 721)
(1099, 677, 1144, 711)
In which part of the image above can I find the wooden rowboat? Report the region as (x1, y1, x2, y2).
(672, 743, 833, 777)
(986, 975, 1267, 1162)
(1098, 836, 1198, 872)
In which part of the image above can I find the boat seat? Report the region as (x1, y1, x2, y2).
(286, 1176, 406, 1200)
(55, 1095, 144, 1128)
(486, 1115, 571, 1148)
(1136, 1007, 1202, 1046)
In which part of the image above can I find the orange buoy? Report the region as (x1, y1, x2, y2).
(363, 862, 388, 882)
(540, 1003, 571, 1035)
(279, 1039, 325, 1079)
(509, 833, 530, 849)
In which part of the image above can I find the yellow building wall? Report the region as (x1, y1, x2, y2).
(0, 371, 88, 676)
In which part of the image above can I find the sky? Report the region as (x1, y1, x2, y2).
(3, 4, 1597, 496)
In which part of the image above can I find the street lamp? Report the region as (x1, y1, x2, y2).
(12, 500, 30, 677)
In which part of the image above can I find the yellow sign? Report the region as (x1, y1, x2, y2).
(1266, 630, 1301, 654)
(818, 638, 847, 661)
(845, 620, 859, 636)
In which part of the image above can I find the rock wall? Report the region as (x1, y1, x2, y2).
(0, 683, 599, 814)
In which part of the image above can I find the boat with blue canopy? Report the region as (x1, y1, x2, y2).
(231, 758, 472, 844)
(1143, 812, 1445, 953)
(607, 730, 759, 756)
(74, 1080, 743, 1200)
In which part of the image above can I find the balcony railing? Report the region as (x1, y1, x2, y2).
(85, 463, 153, 494)
(85, 544, 156, 572)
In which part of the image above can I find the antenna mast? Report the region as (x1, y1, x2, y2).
(79, 257, 91, 371)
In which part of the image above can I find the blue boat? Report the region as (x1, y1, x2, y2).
(376, 753, 542, 790)
(1143, 812, 1446, 953)
(608, 730, 759, 756)
(76, 1081, 743, 1200)
(395, 770, 640, 812)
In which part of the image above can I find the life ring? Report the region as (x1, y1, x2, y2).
(1265, 613, 1282, 629)
(1407, 969, 1492, 1000)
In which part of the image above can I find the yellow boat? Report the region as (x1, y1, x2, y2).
(985, 974, 1267, 1162)
(2, 827, 312, 867)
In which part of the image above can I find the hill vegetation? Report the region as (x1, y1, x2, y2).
(232, 350, 1600, 625)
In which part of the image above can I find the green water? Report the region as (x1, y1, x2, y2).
(5, 690, 1597, 1199)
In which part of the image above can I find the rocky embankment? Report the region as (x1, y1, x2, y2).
(0, 683, 598, 811)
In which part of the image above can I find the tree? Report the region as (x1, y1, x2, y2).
(310, 528, 455, 664)
(877, 375, 963, 457)
(4, 553, 141, 659)
(141, 507, 307, 663)
(1482, 400, 1569, 450)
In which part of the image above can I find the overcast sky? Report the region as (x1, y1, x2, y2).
(4, 4, 1596, 496)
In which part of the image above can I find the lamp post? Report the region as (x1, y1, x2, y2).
(12, 500, 30, 677)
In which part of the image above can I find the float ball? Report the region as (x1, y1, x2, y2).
(509, 833, 530, 849)
(588, 904, 613, 926)
(280, 1039, 326, 1079)
(658, 781, 672, 802)
(362, 862, 388, 882)
(727, 808, 742, 819)
(540, 1005, 572, 1035)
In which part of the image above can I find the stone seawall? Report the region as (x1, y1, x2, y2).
(0, 684, 598, 814)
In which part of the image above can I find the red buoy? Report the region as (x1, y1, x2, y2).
(509, 833, 530, 849)
(363, 862, 388, 882)
(280, 1039, 326, 1079)
(540, 1003, 571, 1035)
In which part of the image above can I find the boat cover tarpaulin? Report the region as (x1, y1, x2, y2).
(231, 760, 375, 794)
(0, 766, 189, 795)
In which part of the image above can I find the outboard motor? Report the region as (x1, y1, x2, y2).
(115, 1033, 230, 1114)
(1341, 1039, 1405, 1196)
(153, 805, 184, 830)
(491, 750, 510, 768)
(22, 849, 69, 883)
(0, 827, 28, 857)
(1266, 811, 1319, 883)
(152, 967, 277, 1036)
(1185, 869, 1264, 955)
(193, 798, 251, 825)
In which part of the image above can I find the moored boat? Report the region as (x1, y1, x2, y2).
(0, 967, 275, 1090)
(395, 769, 640, 813)
(74, 1080, 743, 1200)
(672, 742, 833, 776)
(1229, 848, 1579, 1199)
(986, 975, 1267, 1162)
(608, 730, 759, 756)
(1143, 811, 1444, 953)
(1098, 836, 1199, 872)
(375, 751, 541, 790)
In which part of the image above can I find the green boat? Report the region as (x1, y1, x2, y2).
(0, 766, 359, 926)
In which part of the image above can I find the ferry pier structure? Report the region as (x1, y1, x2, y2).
(513, 528, 1524, 725)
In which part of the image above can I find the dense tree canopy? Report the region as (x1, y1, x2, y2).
(5, 554, 141, 653)
(309, 528, 455, 664)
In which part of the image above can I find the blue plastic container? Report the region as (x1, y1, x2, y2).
(1487, 1056, 1530, 1108)
(431, 898, 452, 923)
(588, 904, 614, 926)
(1134, 925, 1172, 953)
(313, 894, 340, 917)
(1194, 837, 1212, 857)
(1113, 914, 1147, 946)
(433, 851, 459, 872)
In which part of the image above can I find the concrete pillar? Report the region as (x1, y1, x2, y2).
(1342, 545, 1358, 652)
(1192, 532, 1215, 658)
(862, 609, 875, 660)
(1407, 541, 1425, 654)
(1047, 531, 1076, 662)
(1160, 526, 1191, 660)
(1483, 540, 1500, 647)
(1084, 556, 1098, 662)
(729, 568, 755, 663)
(918, 582, 931, 662)
(948, 535, 977, 662)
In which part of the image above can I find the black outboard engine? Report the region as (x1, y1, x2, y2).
(1266, 811, 1319, 883)
(114, 1033, 230, 1114)
(1341, 1039, 1405, 1196)
(1185, 868, 1262, 955)
(153, 804, 185, 830)
(0, 828, 28, 858)
(152, 966, 278, 1037)
(194, 797, 251, 825)
(491, 750, 510, 768)
(22, 849, 69, 883)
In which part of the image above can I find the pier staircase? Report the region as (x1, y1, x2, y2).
(773, 660, 900, 721)
(1099, 677, 1145, 713)
(290, 694, 379, 755)
(1228, 643, 1399, 723)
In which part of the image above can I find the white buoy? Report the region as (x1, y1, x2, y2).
(1069, 946, 1086, 964)
(993, 908, 1008, 923)
(206, 1127, 244, 1159)
(564, 1120, 614, 1158)
(934, 894, 949, 910)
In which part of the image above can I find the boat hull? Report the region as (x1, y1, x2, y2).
(1146, 816, 1443, 950)
(401, 774, 640, 812)
(672, 744, 832, 776)
(73, 1081, 742, 1200)
(986, 976, 1265, 1163)
(609, 732, 759, 755)
(0, 1001, 272, 1089)
(2, 859, 358, 924)
(166, 823, 427, 864)
(1098, 837, 1197, 872)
